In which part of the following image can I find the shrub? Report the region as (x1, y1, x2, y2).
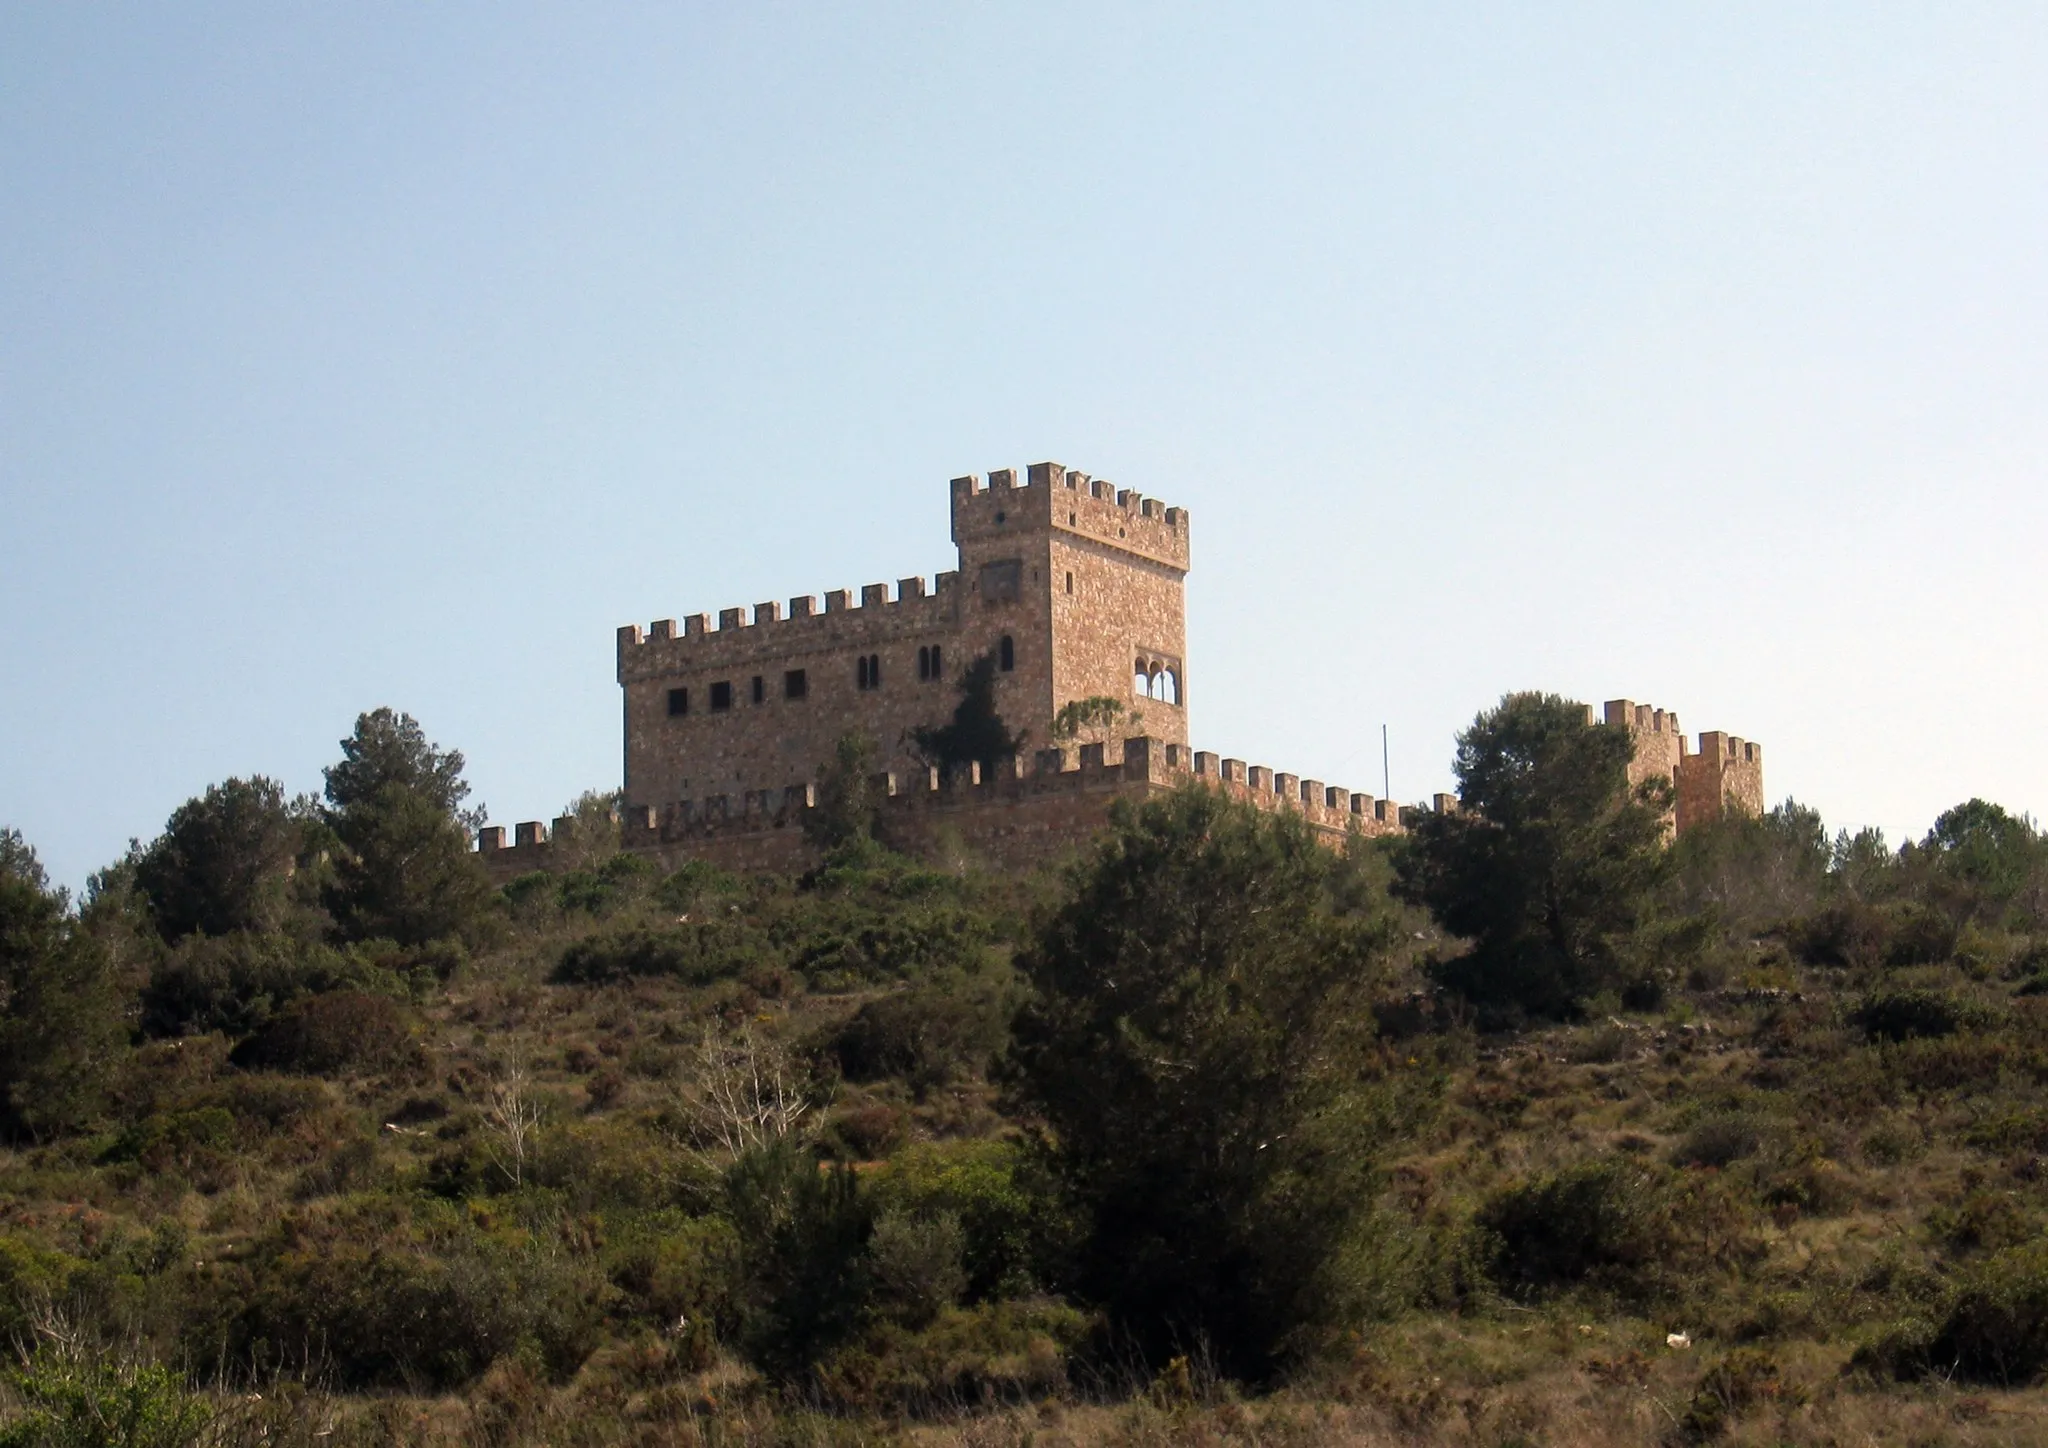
(830, 970, 1014, 1092)
(869, 1210, 968, 1329)
(725, 1138, 876, 1379)
(603, 1211, 741, 1338)
(552, 922, 770, 986)
(229, 991, 416, 1075)
(1672, 1115, 1761, 1170)
(140, 932, 399, 1039)
(1677, 1347, 1785, 1442)
(1787, 901, 1890, 970)
(230, 1203, 606, 1389)
(812, 1298, 1088, 1416)
(0, 1342, 213, 1448)
(872, 1140, 1055, 1303)
(555, 852, 657, 916)
(1476, 1156, 1754, 1303)
(1867, 1245, 2048, 1386)
(825, 1102, 904, 1161)
(1852, 988, 1967, 1043)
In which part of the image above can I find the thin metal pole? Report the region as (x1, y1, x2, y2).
(1382, 724, 1390, 804)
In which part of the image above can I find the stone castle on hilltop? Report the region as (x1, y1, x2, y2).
(476, 463, 1764, 875)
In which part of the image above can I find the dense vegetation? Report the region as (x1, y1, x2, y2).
(1, 694, 2046, 1445)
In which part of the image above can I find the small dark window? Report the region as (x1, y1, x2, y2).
(856, 654, 882, 690)
(709, 681, 733, 712)
(1064, 571, 1074, 594)
(979, 559, 1022, 603)
(995, 510, 1006, 524)
(751, 675, 765, 705)
(667, 687, 689, 717)
(784, 669, 807, 700)
(999, 635, 1015, 672)
(916, 645, 930, 680)
(930, 644, 941, 679)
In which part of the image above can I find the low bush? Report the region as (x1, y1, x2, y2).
(811, 1298, 1088, 1416)
(227, 1201, 608, 1389)
(139, 933, 378, 1040)
(555, 852, 657, 916)
(1677, 1347, 1786, 1442)
(1672, 1114, 1762, 1170)
(229, 991, 417, 1075)
(830, 970, 1015, 1092)
(552, 922, 771, 986)
(1863, 1244, 2048, 1386)
(0, 1342, 214, 1448)
(1852, 988, 1971, 1042)
(1787, 901, 1890, 970)
(872, 1140, 1055, 1303)
(1475, 1156, 1754, 1304)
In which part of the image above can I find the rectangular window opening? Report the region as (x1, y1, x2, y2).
(751, 675, 765, 705)
(709, 681, 733, 712)
(784, 669, 807, 700)
(667, 687, 689, 717)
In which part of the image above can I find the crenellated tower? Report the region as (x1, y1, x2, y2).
(1604, 698, 1766, 834)
(613, 463, 1191, 818)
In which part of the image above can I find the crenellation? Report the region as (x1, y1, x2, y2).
(581, 462, 1764, 884)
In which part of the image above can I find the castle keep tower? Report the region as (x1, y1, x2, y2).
(615, 463, 1191, 818)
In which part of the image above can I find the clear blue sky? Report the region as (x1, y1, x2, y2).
(4, 4, 2043, 889)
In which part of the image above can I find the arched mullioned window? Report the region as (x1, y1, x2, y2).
(1133, 661, 1149, 696)
(857, 654, 882, 690)
(1161, 669, 1179, 706)
(999, 635, 1014, 672)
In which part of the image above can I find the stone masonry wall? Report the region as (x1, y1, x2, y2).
(478, 736, 1407, 883)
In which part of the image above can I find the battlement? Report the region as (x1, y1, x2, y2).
(618, 571, 963, 681)
(950, 461, 1190, 573)
(478, 735, 1406, 881)
(1603, 699, 1682, 737)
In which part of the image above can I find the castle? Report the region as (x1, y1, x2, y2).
(475, 463, 1763, 876)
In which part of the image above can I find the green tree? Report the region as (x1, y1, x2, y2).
(908, 653, 1026, 779)
(0, 831, 128, 1140)
(321, 711, 495, 946)
(1666, 798, 1831, 939)
(1006, 787, 1399, 1380)
(1395, 692, 1672, 1020)
(322, 706, 482, 830)
(1914, 798, 2043, 928)
(803, 730, 883, 856)
(724, 1136, 875, 1379)
(131, 776, 312, 941)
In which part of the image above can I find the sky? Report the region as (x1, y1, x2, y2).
(3, 3, 2044, 889)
